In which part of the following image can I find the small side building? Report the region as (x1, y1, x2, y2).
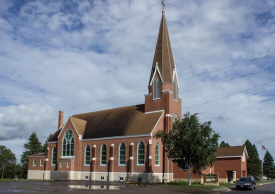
(173, 145, 248, 183)
(214, 145, 248, 183)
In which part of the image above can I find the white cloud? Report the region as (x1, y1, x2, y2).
(0, 0, 275, 161)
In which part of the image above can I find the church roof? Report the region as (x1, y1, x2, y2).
(149, 9, 175, 84)
(215, 145, 248, 158)
(49, 104, 163, 141)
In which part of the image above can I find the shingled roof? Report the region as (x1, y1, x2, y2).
(214, 145, 248, 158)
(49, 104, 163, 141)
(149, 9, 175, 85)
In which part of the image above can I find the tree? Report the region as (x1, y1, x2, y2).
(244, 140, 262, 178)
(154, 112, 220, 185)
(42, 134, 52, 153)
(0, 145, 17, 179)
(263, 151, 275, 179)
(220, 141, 230, 147)
(20, 132, 42, 178)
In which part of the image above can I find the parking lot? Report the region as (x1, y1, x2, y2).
(0, 181, 221, 194)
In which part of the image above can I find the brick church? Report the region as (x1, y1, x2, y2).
(28, 5, 182, 182)
(28, 5, 248, 183)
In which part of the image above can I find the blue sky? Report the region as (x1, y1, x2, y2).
(0, 0, 275, 162)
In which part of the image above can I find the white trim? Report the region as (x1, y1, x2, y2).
(92, 157, 96, 160)
(29, 155, 46, 158)
(130, 142, 134, 146)
(153, 98, 161, 100)
(172, 66, 180, 88)
(111, 144, 114, 147)
(137, 141, 145, 166)
(155, 142, 160, 166)
(100, 144, 107, 166)
(216, 156, 242, 158)
(57, 118, 81, 139)
(47, 141, 57, 144)
(110, 157, 114, 160)
(165, 114, 172, 117)
(162, 90, 172, 94)
(69, 117, 82, 137)
(93, 145, 96, 147)
(149, 65, 164, 86)
(148, 156, 152, 159)
(149, 111, 164, 134)
(84, 145, 91, 166)
(118, 142, 126, 166)
(144, 110, 164, 114)
(60, 156, 75, 159)
(129, 156, 133, 160)
(149, 139, 152, 144)
(82, 134, 151, 141)
(144, 93, 152, 97)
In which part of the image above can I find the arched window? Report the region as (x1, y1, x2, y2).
(173, 113, 178, 122)
(100, 144, 107, 165)
(62, 129, 74, 156)
(119, 143, 126, 165)
(174, 79, 177, 100)
(137, 141, 145, 165)
(155, 142, 160, 165)
(52, 147, 57, 165)
(153, 77, 161, 99)
(85, 145, 90, 166)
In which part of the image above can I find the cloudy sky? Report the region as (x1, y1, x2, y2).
(0, 0, 275, 162)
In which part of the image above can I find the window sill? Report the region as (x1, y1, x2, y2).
(155, 164, 160, 166)
(51, 164, 56, 166)
(100, 164, 107, 166)
(60, 156, 75, 159)
(84, 164, 90, 166)
(137, 164, 145, 166)
(153, 98, 161, 101)
(118, 164, 126, 166)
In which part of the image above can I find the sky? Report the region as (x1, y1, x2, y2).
(0, 0, 275, 163)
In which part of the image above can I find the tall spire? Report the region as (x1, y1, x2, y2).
(149, 2, 175, 85)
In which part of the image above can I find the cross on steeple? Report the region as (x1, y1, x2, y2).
(161, 1, 165, 13)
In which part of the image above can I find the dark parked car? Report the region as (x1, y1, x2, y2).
(236, 176, 256, 190)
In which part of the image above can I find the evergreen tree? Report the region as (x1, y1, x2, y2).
(244, 140, 262, 178)
(0, 145, 17, 179)
(220, 141, 230, 147)
(154, 112, 220, 185)
(42, 134, 52, 153)
(263, 151, 275, 179)
(20, 132, 42, 178)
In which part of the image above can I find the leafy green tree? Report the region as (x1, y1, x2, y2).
(263, 151, 275, 179)
(154, 112, 220, 185)
(20, 132, 42, 178)
(244, 140, 262, 178)
(220, 141, 230, 147)
(42, 134, 52, 153)
(0, 145, 17, 179)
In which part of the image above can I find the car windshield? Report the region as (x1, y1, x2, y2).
(239, 177, 250, 181)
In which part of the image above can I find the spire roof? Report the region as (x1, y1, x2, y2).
(149, 5, 175, 84)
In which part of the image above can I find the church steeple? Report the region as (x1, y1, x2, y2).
(149, 2, 175, 85)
